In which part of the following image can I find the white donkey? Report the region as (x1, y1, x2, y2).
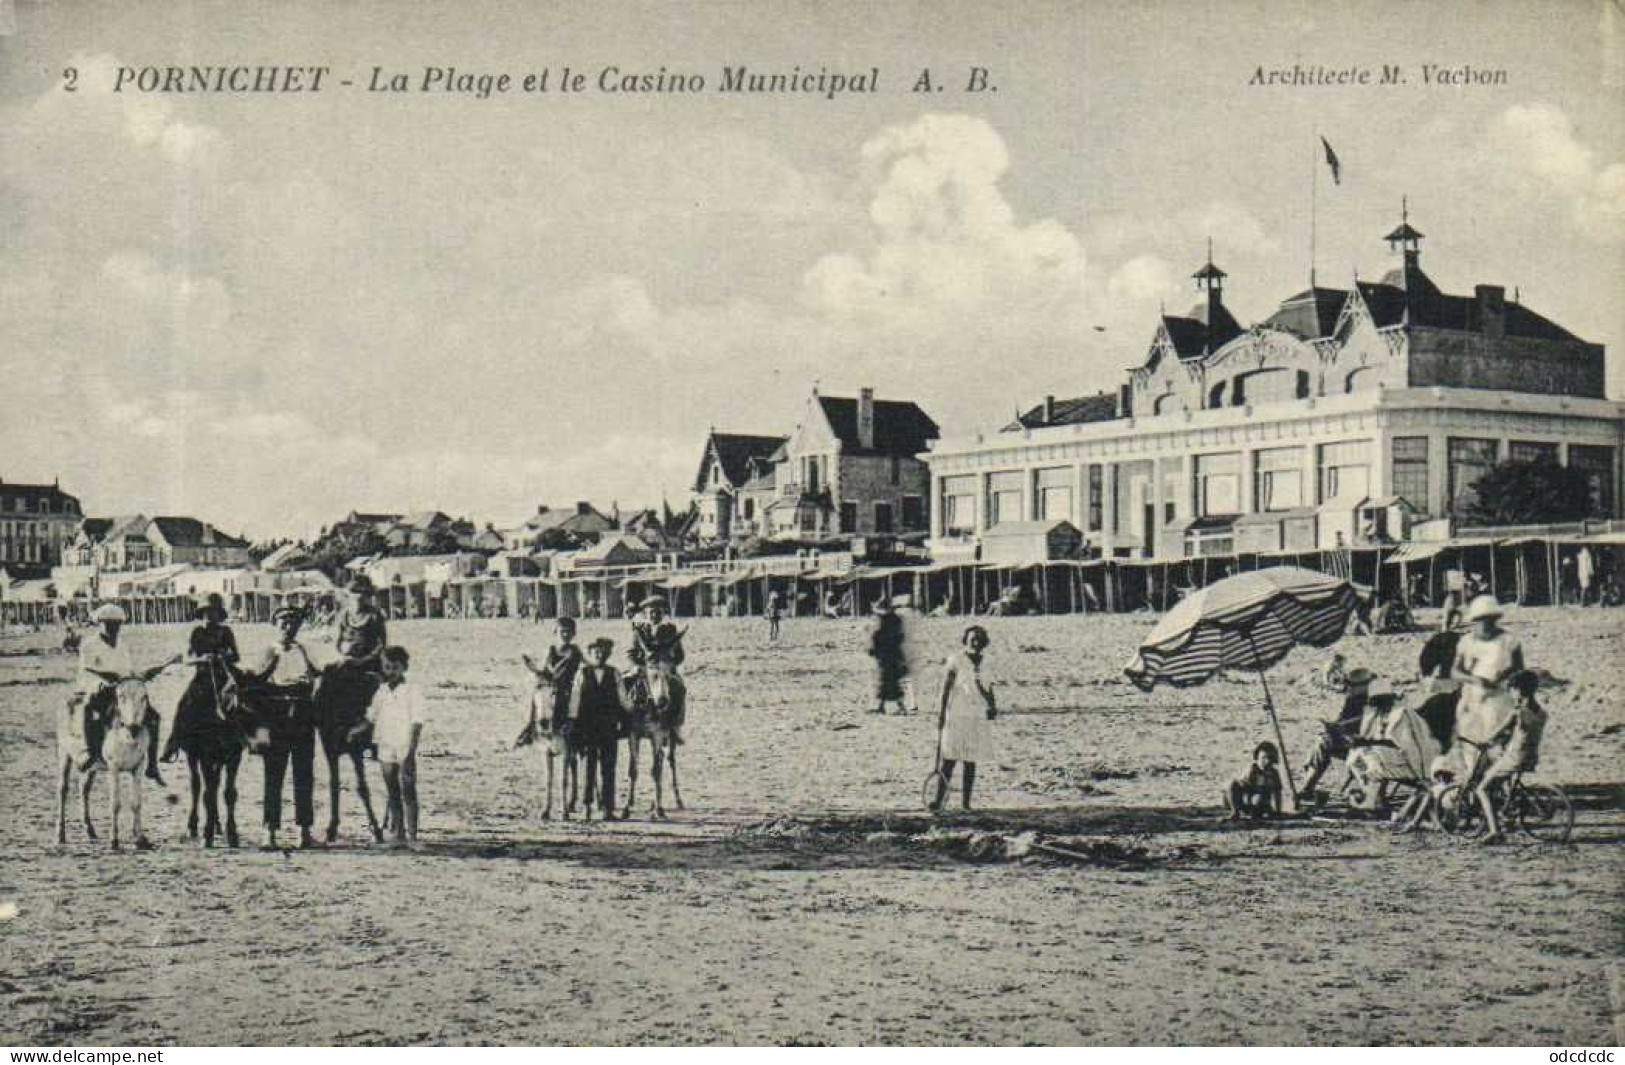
(56, 660, 176, 849)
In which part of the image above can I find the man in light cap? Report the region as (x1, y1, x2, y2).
(72, 603, 171, 781)
(246, 604, 323, 848)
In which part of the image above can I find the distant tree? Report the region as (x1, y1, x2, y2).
(1462, 461, 1594, 527)
(248, 539, 283, 563)
(309, 524, 387, 581)
(537, 527, 582, 552)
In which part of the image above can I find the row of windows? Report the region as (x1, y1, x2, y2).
(0, 497, 79, 516)
(1442, 438, 1614, 519)
(0, 520, 73, 539)
(837, 497, 923, 534)
(740, 495, 925, 533)
(0, 542, 56, 562)
(767, 454, 911, 495)
(937, 440, 1618, 533)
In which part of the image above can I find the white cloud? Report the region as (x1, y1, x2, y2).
(1107, 255, 1177, 305)
(802, 114, 1089, 320)
(1489, 103, 1625, 241)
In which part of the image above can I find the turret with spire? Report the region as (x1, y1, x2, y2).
(1381, 197, 1439, 315)
(1189, 239, 1241, 355)
(1385, 196, 1425, 273)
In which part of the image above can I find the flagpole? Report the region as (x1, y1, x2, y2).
(1310, 130, 1318, 289)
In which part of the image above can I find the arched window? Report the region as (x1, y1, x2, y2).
(1345, 366, 1377, 393)
(1232, 367, 1296, 406)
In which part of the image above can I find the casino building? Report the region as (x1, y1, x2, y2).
(924, 212, 1625, 561)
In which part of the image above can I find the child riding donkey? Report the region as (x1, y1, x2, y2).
(628, 597, 688, 743)
(623, 597, 690, 817)
(520, 617, 587, 819)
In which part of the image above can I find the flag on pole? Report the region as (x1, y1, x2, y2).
(1320, 136, 1342, 185)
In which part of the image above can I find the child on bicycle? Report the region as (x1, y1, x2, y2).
(1474, 670, 1547, 843)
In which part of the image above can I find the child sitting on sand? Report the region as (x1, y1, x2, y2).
(1309, 652, 1348, 693)
(1226, 742, 1284, 820)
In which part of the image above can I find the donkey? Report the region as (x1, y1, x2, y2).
(312, 665, 385, 843)
(180, 674, 246, 848)
(621, 666, 684, 820)
(56, 665, 171, 849)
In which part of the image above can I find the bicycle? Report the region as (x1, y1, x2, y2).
(1434, 737, 1572, 844)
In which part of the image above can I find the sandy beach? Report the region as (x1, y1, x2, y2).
(1, 608, 1620, 1045)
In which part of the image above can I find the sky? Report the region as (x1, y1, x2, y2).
(1, 0, 1622, 540)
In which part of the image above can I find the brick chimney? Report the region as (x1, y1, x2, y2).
(857, 387, 876, 449)
(1117, 383, 1133, 418)
(1043, 395, 1056, 423)
(1475, 284, 1506, 339)
(576, 501, 592, 515)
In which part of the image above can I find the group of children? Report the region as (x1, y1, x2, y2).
(521, 617, 626, 819)
(517, 597, 691, 820)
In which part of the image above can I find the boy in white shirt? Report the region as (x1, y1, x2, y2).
(354, 646, 424, 848)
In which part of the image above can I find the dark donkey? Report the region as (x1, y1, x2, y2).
(181, 668, 246, 848)
(314, 663, 385, 843)
(317, 577, 388, 843)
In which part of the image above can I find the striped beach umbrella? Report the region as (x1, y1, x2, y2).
(1124, 567, 1358, 690)
(1123, 567, 1359, 806)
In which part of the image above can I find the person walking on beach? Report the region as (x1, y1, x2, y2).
(765, 589, 784, 642)
(868, 597, 912, 714)
(930, 625, 997, 812)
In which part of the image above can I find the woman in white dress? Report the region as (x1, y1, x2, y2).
(1452, 594, 1525, 753)
(930, 625, 997, 812)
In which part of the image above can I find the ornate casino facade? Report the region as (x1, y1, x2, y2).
(925, 213, 1625, 561)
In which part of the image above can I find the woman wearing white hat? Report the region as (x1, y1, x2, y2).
(1452, 595, 1525, 751)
